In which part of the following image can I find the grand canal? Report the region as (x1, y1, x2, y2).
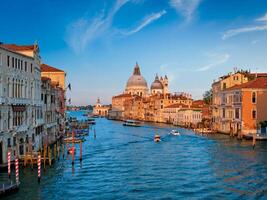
(1, 111, 267, 199)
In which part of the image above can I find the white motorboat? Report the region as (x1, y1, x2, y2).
(170, 130, 180, 136)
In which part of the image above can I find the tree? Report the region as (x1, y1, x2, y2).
(203, 89, 212, 105)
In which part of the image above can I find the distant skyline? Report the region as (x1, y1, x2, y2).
(1, 0, 267, 105)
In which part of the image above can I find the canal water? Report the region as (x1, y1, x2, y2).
(1, 110, 267, 199)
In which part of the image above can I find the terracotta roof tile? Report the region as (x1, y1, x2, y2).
(113, 93, 132, 98)
(0, 44, 35, 51)
(41, 64, 64, 72)
(227, 77, 267, 90)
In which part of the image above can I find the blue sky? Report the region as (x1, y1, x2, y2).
(1, 0, 267, 105)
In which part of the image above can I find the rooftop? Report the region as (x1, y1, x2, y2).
(0, 44, 36, 51)
(41, 63, 64, 72)
(227, 77, 267, 90)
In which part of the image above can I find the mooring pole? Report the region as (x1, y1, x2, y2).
(79, 141, 82, 162)
(15, 156, 19, 185)
(72, 130, 75, 165)
(38, 153, 41, 183)
(7, 149, 11, 179)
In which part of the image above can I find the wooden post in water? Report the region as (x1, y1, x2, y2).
(253, 133, 256, 149)
(79, 141, 82, 162)
(7, 149, 11, 179)
(62, 143, 65, 159)
(57, 143, 60, 161)
(72, 130, 75, 165)
(38, 152, 41, 183)
(48, 147, 52, 167)
(15, 153, 19, 185)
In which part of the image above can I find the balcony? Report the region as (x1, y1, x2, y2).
(16, 124, 28, 132)
(35, 119, 45, 126)
(8, 98, 31, 105)
(46, 122, 58, 129)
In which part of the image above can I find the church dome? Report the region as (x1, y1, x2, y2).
(126, 63, 148, 88)
(151, 74, 163, 90)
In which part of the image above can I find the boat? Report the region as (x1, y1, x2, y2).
(87, 118, 96, 125)
(170, 130, 180, 136)
(154, 134, 161, 142)
(63, 137, 85, 143)
(0, 182, 19, 197)
(243, 133, 267, 140)
(123, 120, 141, 127)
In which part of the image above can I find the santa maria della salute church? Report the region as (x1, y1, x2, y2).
(109, 63, 194, 123)
(125, 63, 169, 97)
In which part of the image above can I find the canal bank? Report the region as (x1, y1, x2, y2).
(1, 115, 267, 199)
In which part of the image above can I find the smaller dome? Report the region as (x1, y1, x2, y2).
(151, 74, 163, 90)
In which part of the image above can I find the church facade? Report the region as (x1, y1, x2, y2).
(110, 63, 194, 123)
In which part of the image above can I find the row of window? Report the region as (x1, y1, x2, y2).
(222, 108, 256, 119)
(222, 92, 257, 104)
(6, 55, 33, 73)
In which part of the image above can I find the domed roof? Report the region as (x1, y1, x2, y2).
(126, 63, 148, 88)
(151, 74, 163, 90)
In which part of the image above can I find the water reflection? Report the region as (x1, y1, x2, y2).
(1, 114, 267, 199)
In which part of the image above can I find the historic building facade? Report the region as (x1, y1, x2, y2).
(0, 43, 66, 165)
(93, 98, 111, 117)
(211, 70, 267, 135)
(110, 63, 194, 123)
(0, 43, 43, 164)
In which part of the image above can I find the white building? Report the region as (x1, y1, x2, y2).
(0, 43, 43, 165)
(175, 109, 202, 127)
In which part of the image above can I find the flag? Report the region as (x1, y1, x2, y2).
(68, 83, 71, 91)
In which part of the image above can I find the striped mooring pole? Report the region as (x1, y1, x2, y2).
(38, 154, 41, 183)
(7, 150, 11, 179)
(15, 157, 19, 184)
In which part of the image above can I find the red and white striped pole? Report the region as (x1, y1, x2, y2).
(7, 149, 11, 179)
(38, 154, 41, 183)
(15, 157, 19, 185)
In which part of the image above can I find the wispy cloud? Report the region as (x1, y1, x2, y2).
(196, 53, 230, 71)
(170, 0, 201, 22)
(122, 10, 167, 35)
(256, 13, 267, 22)
(222, 13, 267, 40)
(65, 0, 130, 53)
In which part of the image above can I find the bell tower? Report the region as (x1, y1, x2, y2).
(162, 75, 169, 94)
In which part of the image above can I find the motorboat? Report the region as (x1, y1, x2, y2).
(170, 130, 180, 136)
(154, 134, 161, 142)
(123, 120, 141, 127)
(87, 118, 96, 125)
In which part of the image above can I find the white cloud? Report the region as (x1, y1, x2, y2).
(122, 10, 167, 35)
(222, 25, 267, 40)
(170, 0, 201, 21)
(196, 53, 230, 71)
(256, 13, 267, 22)
(222, 12, 267, 40)
(65, 0, 129, 53)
